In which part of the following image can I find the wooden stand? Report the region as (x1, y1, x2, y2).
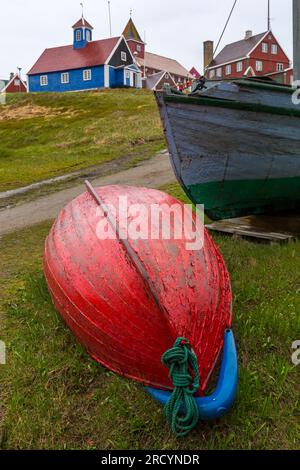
(206, 215, 300, 244)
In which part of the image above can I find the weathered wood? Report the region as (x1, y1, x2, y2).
(206, 214, 300, 244)
(201, 81, 297, 111)
(156, 89, 300, 220)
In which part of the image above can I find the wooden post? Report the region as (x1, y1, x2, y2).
(294, 0, 300, 82)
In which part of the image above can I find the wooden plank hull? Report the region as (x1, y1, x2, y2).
(44, 186, 232, 394)
(156, 83, 300, 220)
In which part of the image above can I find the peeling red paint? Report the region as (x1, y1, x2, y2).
(44, 186, 232, 394)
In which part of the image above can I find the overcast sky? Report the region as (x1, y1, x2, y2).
(0, 0, 294, 78)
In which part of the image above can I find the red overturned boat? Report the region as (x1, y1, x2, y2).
(44, 183, 238, 434)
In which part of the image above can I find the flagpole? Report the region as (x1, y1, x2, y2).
(108, 1, 112, 37)
(267, 0, 271, 30)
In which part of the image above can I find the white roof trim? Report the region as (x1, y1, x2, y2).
(208, 57, 247, 70)
(244, 66, 255, 77)
(246, 30, 270, 57)
(125, 38, 145, 45)
(265, 68, 292, 76)
(105, 35, 135, 65)
(149, 71, 176, 90)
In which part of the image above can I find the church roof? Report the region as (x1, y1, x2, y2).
(122, 18, 143, 43)
(137, 52, 190, 78)
(72, 17, 94, 30)
(28, 37, 119, 75)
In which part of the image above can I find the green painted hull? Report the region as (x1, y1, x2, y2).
(188, 177, 300, 221)
(156, 84, 300, 220)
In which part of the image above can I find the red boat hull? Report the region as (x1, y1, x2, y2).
(44, 186, 232, 394)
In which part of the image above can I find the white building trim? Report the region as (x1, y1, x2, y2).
(104, 65, 110, 87)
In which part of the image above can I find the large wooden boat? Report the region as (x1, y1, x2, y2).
(156, 79, 300, 220)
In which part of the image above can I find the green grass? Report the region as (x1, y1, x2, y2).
(1, 184, 300, 450)
(0, 90, 165, 192)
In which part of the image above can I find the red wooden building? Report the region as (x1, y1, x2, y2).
(205, 30, 292, 85)
(0, 73, 27, 93)
(122, 18, 191, 89)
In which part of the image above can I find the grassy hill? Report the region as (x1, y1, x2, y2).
(0, 89, 165, 192)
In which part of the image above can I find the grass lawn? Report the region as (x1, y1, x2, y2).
(1, 183, 300, 450)
(0, 90, 165, 192)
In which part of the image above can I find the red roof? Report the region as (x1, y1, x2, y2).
(72, 17, 94, 29)
(28, 37, 120, 75)
(212, 31, 267, 66)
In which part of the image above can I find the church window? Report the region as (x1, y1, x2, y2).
(83, 69, 92, 81)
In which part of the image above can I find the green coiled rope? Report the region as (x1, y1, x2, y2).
(162, 338, 200, 437)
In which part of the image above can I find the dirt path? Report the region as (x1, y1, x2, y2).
(0, 151, 175, 236)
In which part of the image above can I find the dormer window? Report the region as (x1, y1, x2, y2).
(76, 30, 82, 42)
(121, 52, 127, 62)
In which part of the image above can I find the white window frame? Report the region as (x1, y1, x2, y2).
(83, 69, 92, 81)
(236, 61, 243, 73)
(136, 44, 141, 52)
(225, 64, 232, 76)
(271, 44, 278, 55)
(209, 69, 215, 79)
(216, 67, 222, 78)
(86, 30, 91, 42)
(277, 63, 284, 72)
(262, 42, 268, 53)
(76, 30, 82, 42)
(256, 60, 263, 72)
(121, 51, 127, 62)
(40, 75, 48, 86)
(61, 72, 69, 84)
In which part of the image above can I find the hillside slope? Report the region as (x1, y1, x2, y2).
(0, 89, 165, 192)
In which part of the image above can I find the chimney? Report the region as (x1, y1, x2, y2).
(10, 72, 14, 80)
(245, 30, 253, 40)
(203, 40, 214, 70)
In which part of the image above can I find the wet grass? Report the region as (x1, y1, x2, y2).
(0, 90, 165, 192)
(0, 184, 300, 450)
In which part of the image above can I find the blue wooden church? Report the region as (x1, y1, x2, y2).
(28, 16, 142, 92)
